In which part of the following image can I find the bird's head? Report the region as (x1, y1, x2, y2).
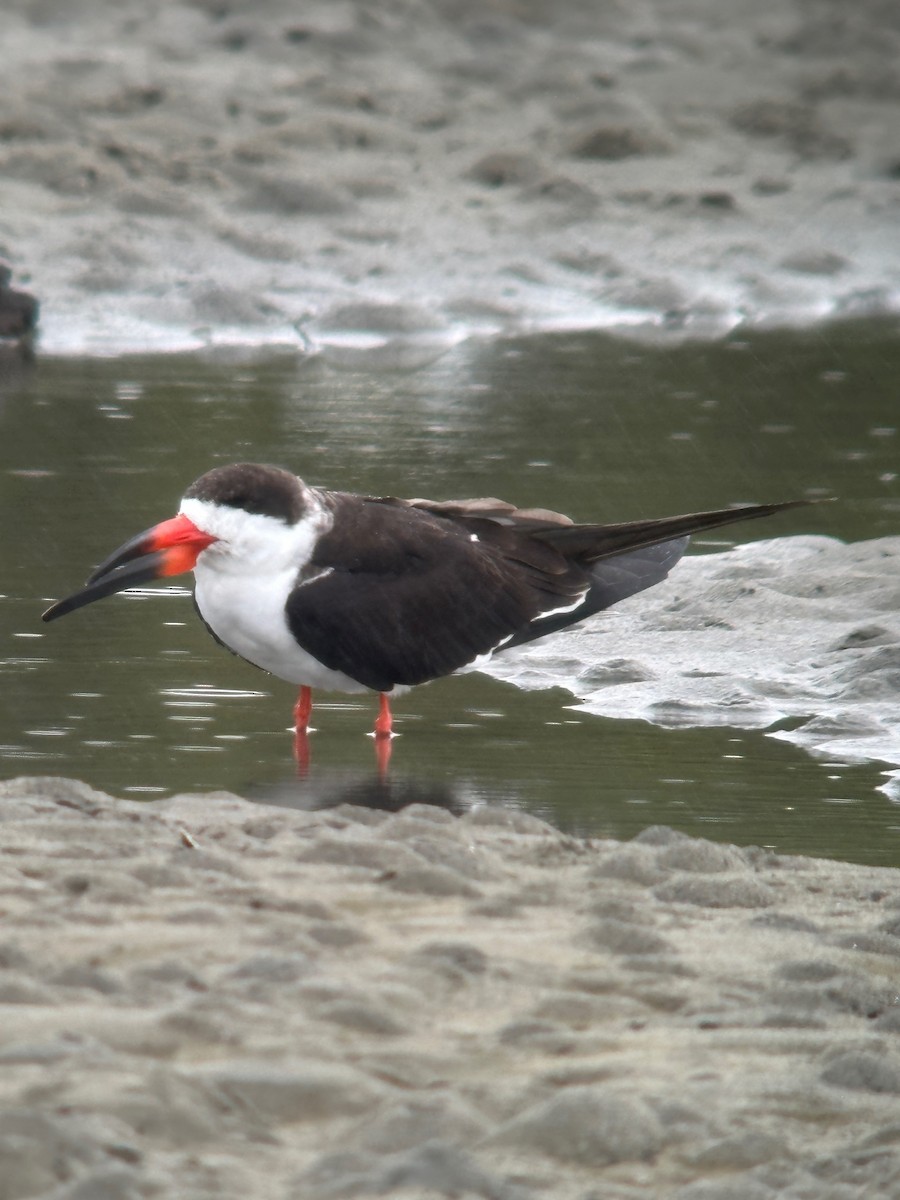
(42, 463, 320, 623)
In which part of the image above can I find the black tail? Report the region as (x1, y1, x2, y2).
(532, 500, 813, 563)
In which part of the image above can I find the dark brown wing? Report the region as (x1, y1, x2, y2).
(284, 494, 592, 692)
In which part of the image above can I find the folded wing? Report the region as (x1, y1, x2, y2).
(284, 493, 806, 692)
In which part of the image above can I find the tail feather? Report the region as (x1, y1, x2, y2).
(533, 500, 813, 563)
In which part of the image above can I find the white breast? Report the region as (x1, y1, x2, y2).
(183, 494, 371, 694)
(193, 567, 370, 692)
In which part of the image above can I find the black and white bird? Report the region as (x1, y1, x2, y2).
(42, 462, 805, 739)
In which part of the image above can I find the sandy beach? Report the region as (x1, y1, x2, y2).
(2, 775, 900, 1198)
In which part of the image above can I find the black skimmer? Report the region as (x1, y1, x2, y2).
(42, 462, 807, 758)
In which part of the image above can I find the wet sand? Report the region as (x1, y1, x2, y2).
(3, 0, 900, 353)
(2, 776, 900, 1198)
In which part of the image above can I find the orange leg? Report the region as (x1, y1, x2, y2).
(374, 693, 393, 778)
(292, 686, 313, 776)
(374, 692, 393, 739)
(293, 685, 313, 733)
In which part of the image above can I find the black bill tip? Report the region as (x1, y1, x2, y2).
(42, 549, 170, 623)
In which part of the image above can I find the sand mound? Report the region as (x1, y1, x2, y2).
(1, 776, 900, 1197)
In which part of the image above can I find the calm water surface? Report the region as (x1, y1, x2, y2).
(2, 321, 898, 863)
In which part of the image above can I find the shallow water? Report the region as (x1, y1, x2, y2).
(2, 320, 899, 863)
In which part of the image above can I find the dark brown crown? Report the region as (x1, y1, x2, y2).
(184, 463, 306, 524)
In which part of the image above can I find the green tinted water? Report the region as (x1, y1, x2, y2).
(1, 320, 898, 862)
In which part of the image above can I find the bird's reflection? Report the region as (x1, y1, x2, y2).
(242, 765, 472, 816)
(0, 344, 36, 415)
(292, 726, 394, 778)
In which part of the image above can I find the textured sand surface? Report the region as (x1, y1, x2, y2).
(2, 776, 900, 1198)
(2, 0, 899, 353)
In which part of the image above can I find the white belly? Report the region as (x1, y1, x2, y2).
(193, 566, 370, 694)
